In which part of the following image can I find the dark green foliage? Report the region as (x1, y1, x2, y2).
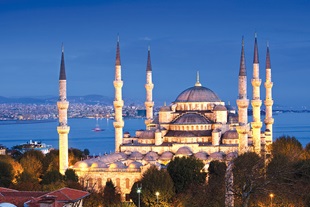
(130, 166, 175, 207)
(103, 180, 121, 206)
(0, 161, 13, 187)
(233, 152, 265, 207)
(41, 170, 64, 185)
(167, 156, 206, 194)
(14, 171, 41, 191)
(272, 135, 303, 161)
(206, 161, 227, 207)
(65, 168, 79, 182)
(42, 149, 59, 172)
(83, 148, 90, 156)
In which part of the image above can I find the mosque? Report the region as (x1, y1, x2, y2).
(57, 35, 274, 201)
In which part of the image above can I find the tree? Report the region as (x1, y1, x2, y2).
(130, 166, 175, 207)
(14, 171, 41, 191)
(167, 156, 206, 194)
(232, 152, 266, 207)
(0, 155, 23, 183)
(272, 135, 303, 161)
(206, 160, 227, 206)
(19, 150, 44, 179)
(0, 161, 14, 187)
(103, 180, 121, 207)
(43, 149, 59, 172)
(41, 170, 64, 185)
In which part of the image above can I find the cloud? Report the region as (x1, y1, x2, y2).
(140, 37, 152, 41)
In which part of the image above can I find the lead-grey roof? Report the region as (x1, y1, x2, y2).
(173, 113, 211, 124)
(175, 86, 221, 102)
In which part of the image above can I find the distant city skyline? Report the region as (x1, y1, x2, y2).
(0, 0, 309, 107)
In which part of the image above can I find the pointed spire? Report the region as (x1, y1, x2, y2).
(59, 43, 66, 80)
(266, 42, 271, 69)
(239, 37, 246, 76)
(146, 46, 152, 71)
(253, 33, 259, 63)
(115, 35, 121, 66)
(195, 71, 202, 86)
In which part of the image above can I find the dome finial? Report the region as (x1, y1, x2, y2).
(195, 71, 202, 86)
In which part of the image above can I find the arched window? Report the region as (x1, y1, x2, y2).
(126, 178, 130, 189)
(116, 178, 121, 187)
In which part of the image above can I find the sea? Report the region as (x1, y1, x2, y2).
(0, 112, 309, 155)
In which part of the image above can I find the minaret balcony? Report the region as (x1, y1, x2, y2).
(236, 99, 249, 108)
(113, 120, 124, 128)
(264, 117, 274, 125)
(57, 101, 69, 110)
(145, 101, 154, 108)
(264, 81, 273, 88)
(113, 80, 123, 88)
(145, 83, 154, 90)
(114, 100, 124, 108)
(57, 126, 70, 134)
(236, 123, 250, 134)
(264, 99, 274, 106)
(251, 121, 262, 129)
(251, 99, 262, 107)
(251, 79, 262, 87)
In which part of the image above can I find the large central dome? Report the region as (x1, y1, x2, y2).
(175, 85, 221, 102)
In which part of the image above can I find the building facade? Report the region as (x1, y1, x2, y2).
(69, 36, 274, 201)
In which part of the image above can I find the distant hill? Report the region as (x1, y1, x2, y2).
(0, 95, 144, 105)
(0, 95, 113, 105)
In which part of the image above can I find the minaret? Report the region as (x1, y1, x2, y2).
(264, 43, 274, 147)
(251, 34, 262, 154)
(236, 37, 250, 154)
(144, 46, 154, 128)
(113, 36, 124, 152)
(57, 44, 70, 174)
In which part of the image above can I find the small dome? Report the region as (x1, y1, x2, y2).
(175, 86, 221, 102)
(0, 203, 17, 207)
(173, 113, 211, 124)
(137, 130, 155, 139)
(226, 151, 238, 161)
(129, 151, 144, 160)
(128, 161, 143, 169)
(214, 105, 227, 111)
(73, 161, 89, 169)
(209, 152, 224, 160)
(144, 151, 159, 161)
(175, 146, 193, 156)
(91, 161, 108, 168)
(194, 151, 209, 160)
(160, 106, 171, 112)
(159, 151, 174, 161)
(109, 161, 126, 169)
(222, 130, 239, 139)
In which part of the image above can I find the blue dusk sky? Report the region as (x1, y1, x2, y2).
(0, 0, 309, 108)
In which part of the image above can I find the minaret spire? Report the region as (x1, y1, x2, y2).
(264, 43, 274, 149)
(236, 37, 250, 155)
(251, 33, 262, 154)
(57, 44, 70, 174)
(145, 46, 154, 128)
(113, 36, 124, 152)
(195, 71, 202, 86)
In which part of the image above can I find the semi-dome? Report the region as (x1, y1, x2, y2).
(194, 151, 209, 160)
(222, 130, 238, 139)
(173, 113, 211, 124)
(175, 146, 193, 156)
(175, 85, 221, 102)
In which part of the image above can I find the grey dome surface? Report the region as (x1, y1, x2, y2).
(194, 151, 209, 160)
(159, 151, 174, 161)
(175, 86, 221, 102)
(175, 146, 193, 156)
(128, 161, 143, 169)
(214, 105, 227, 111)
(222, 130, 239, 139)
(173, 113, 211, 124)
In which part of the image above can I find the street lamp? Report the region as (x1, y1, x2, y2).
(137, 184, 142, 207)
(155, 191, 160, 204)
(269, 193, 274, 207)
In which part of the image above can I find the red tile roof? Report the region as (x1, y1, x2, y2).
(43, 187, 90, 201)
